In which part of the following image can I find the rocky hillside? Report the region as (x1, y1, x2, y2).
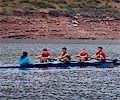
(0, 15, 120, 40)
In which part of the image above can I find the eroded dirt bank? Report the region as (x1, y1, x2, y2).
(0, 14, 120, 40)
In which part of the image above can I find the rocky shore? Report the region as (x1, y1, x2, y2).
(0, 14, 120, 40)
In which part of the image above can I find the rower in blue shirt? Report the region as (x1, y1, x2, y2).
(19, 52, 33, 66)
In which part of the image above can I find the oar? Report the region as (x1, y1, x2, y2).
(75, 56, 119, 62)
(90, 58, 119, 62)
(47, 58, 70, 62)
(47, 58, 58, 61)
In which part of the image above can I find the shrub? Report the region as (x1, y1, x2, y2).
(49, 10, 60, 17)
(37, 2, 56, 9)
(105, 4, 112, 8)
(2, 2, 8, 7)
(112, 0, 120, 3)
(3, 0, 14, 1)
(23, 7, 29, 14)
(68, 3, 81, 8)
(19, 0, 29, 3)
(63, 7, 76, 17)
(95, 0, 101, 3)
(1, 0, 13, 1)
(56, 0, 67, 4)
(30, 1, 56, 8)
(23, 7, 35, 14)
(58, 3, 67, 8)
(2, 6, 14, 15)
(48, 0, 56, 3)
(29, 1, 37, 5)
(86, 0, 98, 6)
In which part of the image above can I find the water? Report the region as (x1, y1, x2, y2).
(0, 39, 120, 100)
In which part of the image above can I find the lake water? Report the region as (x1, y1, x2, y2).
(0, 39, 120, 100)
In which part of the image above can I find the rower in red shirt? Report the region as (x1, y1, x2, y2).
(36, 48, 51, 63)
(91, 47, 106, 62)
(75, 48, 88, 62)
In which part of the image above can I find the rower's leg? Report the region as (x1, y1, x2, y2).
(100, 55, 104, 59)
(92, 55, 97, 58)
(40, 58, 43, 63)
(91, 55, 96, 58)
(40, 58, 46, 63)
(43, 59, 47, 63)
(64, 57, 67, 63)
(64, 57, 69, 63)
(78, 57, 81, 61)
(81, 58, 85, 62)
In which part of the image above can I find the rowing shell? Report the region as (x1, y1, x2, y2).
(0, 61, 120, 69)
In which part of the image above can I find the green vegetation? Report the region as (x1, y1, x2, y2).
(23, 7, 36, 14)
(0, 2, 8, 7)
(105, 4, 112, 8)
(86, 0, 99, 6)
(63, 7, 76, 17)
(0, 0, 120, 17)
(2, 6, 14, 15)
(56, 0, 67, 4)
(19, 0, 29, 3)
(29, 1, 56, 9)
(49, 10, 60, 17)
(68, 3, 81, 8)
(58, 3, 67, 8)
(48, 0, 56, 3)
(112, 0, 120, 3)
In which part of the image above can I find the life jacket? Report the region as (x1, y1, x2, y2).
(19, 55, 33, 66)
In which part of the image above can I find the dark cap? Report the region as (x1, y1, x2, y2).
(43, 48, 47, 51)
(23, 52, 28, 56)
(98, 47, 103, 50)
(62, 47, 67, 50)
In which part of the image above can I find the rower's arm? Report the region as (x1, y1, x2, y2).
(91, 54, 96, 58)
(91, 53, 100, 58)
(75, 54, 80, 57)
(84, 55, 88, 57)
(43, 56, 51, 59)
(56, 53, 63, 59)
(26, 58, 33, 65)
(36, 55, 42, 58)
(62, 53, 69, 58)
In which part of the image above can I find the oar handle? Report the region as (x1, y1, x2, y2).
(47, 58, 57, 60)
(76, 56, 118, 62)
(47, 58, 70, 62)
(75, 56, 89, 59)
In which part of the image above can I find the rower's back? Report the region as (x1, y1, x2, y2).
(19, 52, 33, 66)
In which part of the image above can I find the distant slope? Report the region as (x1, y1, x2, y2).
(0, 0, 120, 18)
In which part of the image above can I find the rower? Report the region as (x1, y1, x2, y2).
(19, 52, 33, 66)
(75, 48, 88, 62)
(36, 48, 51, 63)
(56, 47, 71, 63)
(91, 47, 106, 62)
